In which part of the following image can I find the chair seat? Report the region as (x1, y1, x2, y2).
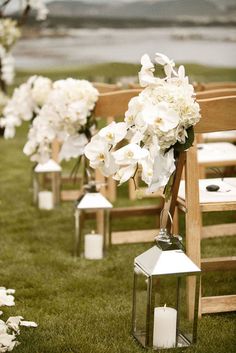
(202, 130, 236, 142)
(197, 142, 236, 165)
(178, 178, 236, 204)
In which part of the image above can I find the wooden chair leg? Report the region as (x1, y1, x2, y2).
(96, 210, 104, 235)
(185, 144, 202, 317)
(51, 139, 60, 163)
(52, 172, 61, 205)
(95, 169, 106, 197)
(107, 176, 117, 202)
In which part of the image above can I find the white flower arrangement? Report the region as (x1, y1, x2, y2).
(85, 52, 201, 195)
(23, 78, 99, 163)
(0, 18, 20, 86)
(0, 1, 48, 89)
(0, 287, 37, 352)
(0, 75, 53, 138)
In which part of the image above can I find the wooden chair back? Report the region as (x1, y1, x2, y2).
(196, 88, 236, 100)
(194, 81, 236, 92)
(93, 82, 121, 93)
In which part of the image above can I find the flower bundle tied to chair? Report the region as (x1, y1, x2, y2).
(85, 52, 201, 198)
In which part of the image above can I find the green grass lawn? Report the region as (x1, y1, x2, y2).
(0, 64, 236, 353)
(14, 62, 236, 88)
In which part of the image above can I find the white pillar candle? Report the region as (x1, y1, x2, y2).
(38, 191, 54, 210)
(153, 306, 177, 348)
(84, 233, 103, 260)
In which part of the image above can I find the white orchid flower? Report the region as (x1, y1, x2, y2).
(85, 135, 118, 176)
(59, 134, 88, 162)
(140, 158, 154, 186)
(112, 143, 149, 165)
(125, 96, 144, 127)
(147, 149, 176, 193)
(139, 54, 161, 87)
(144, 101, 179, 132)
(98, 121, 127, 146)
(113, 164, 137, 185)
(155, 52, 176, 78)
(85, 135, 109, 167)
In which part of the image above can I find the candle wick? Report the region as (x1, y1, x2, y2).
(164, 304, 166, 311)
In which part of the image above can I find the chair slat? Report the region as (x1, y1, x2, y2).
(196, 96, 236, 133)
(94, 89, 142, 118)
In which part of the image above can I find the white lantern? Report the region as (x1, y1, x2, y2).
(33, 159, 61, 209)
(74, 186, 113, 257)
(132, 228, 201, 350)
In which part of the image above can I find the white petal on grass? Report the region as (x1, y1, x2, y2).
(20, 321, 38, 328)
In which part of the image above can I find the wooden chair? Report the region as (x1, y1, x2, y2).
(172, 95, 236, 317)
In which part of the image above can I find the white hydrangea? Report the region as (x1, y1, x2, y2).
(0, 75, 53, 138)
(23, 78, 99, 163)
(85, 52, 201, 194)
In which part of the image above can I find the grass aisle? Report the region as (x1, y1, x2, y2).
(0, 65, 236, 353)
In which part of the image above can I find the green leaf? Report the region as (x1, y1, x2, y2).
(174, 126, 195, 152)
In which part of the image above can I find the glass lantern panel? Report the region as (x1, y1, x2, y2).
(151, 274, 199, 349)
(176, 274, 199, 348)
(133, 266, 149, 346)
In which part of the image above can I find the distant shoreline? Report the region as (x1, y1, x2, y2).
(15, 15, 236, 30)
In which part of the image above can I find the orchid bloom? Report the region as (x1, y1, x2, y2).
(84, 135, 118, 176)
(144, 101, 180, 132)
(147, 149, 176, 193)
(98, 122, 127, 146)
(155, 52, 176, 78)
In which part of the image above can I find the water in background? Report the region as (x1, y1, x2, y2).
(14, 27, 236, 69)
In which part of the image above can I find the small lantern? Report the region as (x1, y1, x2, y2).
(33, 159, 62, 209)
(132, 228, 201, 350)
(74, 181, 113, 258)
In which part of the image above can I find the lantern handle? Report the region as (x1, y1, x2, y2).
(155, 208, 185, 251)
(160, 208, 173, 232)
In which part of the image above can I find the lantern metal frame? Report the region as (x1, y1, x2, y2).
(132, 229, 201, 350)
(33, 159, 62, 206)
(74, 188, 113, 257)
